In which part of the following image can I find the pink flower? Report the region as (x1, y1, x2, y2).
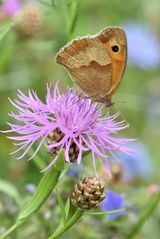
(0, 0, 21, 18)
(4, 83, 133, 177)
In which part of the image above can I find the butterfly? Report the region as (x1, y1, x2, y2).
(55, 27, 127, 106)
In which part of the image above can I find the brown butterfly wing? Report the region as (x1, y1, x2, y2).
(55, 36, 112, 101)
(55, 27, 127, 104)
(97, 27, 127, 97)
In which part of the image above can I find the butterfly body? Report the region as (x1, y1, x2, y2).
(55, 27, 127, 106)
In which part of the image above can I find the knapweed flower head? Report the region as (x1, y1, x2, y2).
(5, 83, 133, 177)
(100, 190, 126, 220)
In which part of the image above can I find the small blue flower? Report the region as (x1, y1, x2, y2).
(116, 142, 153, 182)
(67, 165, 81, 178)
(100, 190, 125, 220)
(122, 22, 160, 69)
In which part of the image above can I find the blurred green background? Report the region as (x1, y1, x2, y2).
(0, 0, 160, 238)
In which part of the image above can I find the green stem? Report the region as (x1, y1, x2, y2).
(0, 222, 21, 239)
(0, 20, 14, 41)
(126, 192, 160, 239)
(48, 208, 84, 239)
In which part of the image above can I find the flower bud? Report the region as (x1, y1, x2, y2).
(14, 5, 42, 37)
(110, 162, 123, 184)
(72, 177, 106, 210)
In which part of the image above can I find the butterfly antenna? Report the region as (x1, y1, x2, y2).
(106, 106, 110, 117)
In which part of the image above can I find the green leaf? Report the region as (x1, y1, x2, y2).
(0, 152, 66, 239)
(67, 0, 79, 40)
(0, 179, 22, 206)
(55, 189, 66, 224)
(84, 208, 126, 216)
(0, 21, 14, 41)
(17, 151, 65, 221)
(64, 198, 70, 219)
(49, 198, 71, 237)
(59, 0, 70, 31)
(0, 44, 14, 73)
(17, 165, 61, 222)
(48, 208, 84, 239)
(52, 216, 64, 236)
(54, 149, 65, 171)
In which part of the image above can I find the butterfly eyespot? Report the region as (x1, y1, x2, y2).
(111, 45, 119, 52)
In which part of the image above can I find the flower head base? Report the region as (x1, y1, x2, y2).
(47, 128, 81, 163)
(5, 83, 133, 177)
